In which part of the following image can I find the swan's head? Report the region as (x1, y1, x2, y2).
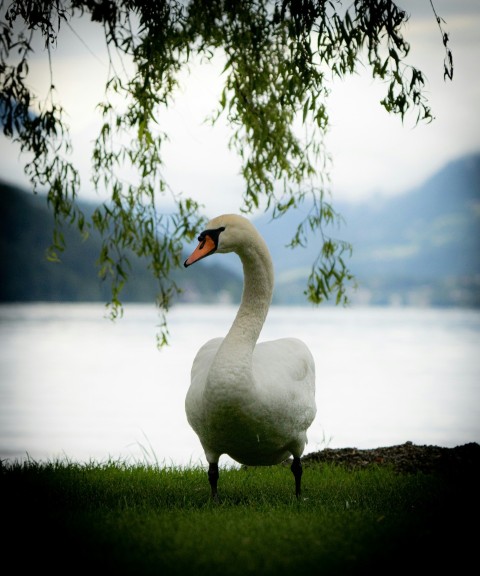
(184, 214, 253, 267)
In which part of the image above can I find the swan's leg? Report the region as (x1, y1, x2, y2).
(291, 456, 303, 498)
(208, 462, 219, 500)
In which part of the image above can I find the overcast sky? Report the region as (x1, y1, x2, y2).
(1, 0, 479, 215)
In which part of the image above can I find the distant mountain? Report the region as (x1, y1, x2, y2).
(253, 152, 480, 307)
(1, 153, 479, 307)
(0, 182, 242, 304)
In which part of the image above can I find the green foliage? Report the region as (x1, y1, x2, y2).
(0, 0, 453, 341)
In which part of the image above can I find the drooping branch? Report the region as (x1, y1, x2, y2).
(0, 0, 453, 342)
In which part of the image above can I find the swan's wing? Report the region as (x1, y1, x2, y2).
(253, 337, 317, 428)
(190, 337, 223, 384)
(185, 337, 223, 429)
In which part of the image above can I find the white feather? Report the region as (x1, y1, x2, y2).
(185, 214, 317, 471)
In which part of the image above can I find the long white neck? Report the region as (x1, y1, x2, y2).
(212, 229, 274, 371)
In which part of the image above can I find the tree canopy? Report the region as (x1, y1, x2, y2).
(0, 0, 452, 344)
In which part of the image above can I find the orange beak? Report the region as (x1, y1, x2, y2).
(184, 234, 217, 267)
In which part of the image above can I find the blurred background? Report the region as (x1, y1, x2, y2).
(1, 0, 479, 466)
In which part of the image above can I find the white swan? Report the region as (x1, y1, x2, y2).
(184, 214, 316, 498)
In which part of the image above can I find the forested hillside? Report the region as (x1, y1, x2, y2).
(255, 153, 480, 307)
(1, 153, 479, 307)
(0, 182, 242, 304)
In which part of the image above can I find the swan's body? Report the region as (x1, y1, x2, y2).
(184, 214, 316, 498)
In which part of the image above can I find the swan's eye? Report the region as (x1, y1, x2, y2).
(197, 227, 225, 249)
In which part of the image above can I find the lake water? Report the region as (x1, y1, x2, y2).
(1, 303, 479, 468)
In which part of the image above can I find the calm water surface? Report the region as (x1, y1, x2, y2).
(1, 303, 479, 467)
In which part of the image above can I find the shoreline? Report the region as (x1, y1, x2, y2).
(302, 440, 480, 473)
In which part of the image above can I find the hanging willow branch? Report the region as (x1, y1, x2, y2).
(0, 0, 453, 343)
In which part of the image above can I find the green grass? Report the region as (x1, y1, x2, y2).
(1, 459, 476, 575)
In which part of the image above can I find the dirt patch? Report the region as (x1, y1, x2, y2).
(302, 441, 480, 474)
